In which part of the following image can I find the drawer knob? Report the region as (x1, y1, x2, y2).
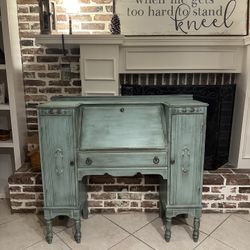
(170, 159, 175, 165)
(182, 168, 189, 174)
(153, 156, 160, 165)
(120, 108, 125, 112)
(86, 158, 92, 166)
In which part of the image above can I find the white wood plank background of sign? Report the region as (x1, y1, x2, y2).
(115, 0, 248, 36)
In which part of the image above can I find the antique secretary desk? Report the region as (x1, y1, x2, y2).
(38, 95, 207, 244)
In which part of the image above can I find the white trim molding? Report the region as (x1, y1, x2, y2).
(84, 58, 116, 81)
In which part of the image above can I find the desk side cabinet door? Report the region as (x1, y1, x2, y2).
(169, 110, 205, 206)
(39, 110, 77, 208)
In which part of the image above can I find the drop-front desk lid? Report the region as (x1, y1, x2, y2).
(79, 104, 166, 151)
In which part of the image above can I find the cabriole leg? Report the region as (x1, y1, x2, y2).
(74, 219, 81, 243)
(165, 217, 172, 242)
(193, 217, 200, 242)
(79, 177, 89, 219)
(45, 219, 53, 244)
(82, 201, 89, 219)
(159, 202, 164, 218)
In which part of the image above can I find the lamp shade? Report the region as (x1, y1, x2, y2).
(63, 0, 79, 14)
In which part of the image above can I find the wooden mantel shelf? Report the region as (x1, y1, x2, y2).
(35, 34, 246, 47)
(35, 34, 124, 47)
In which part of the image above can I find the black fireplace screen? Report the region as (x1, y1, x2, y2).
(121, 84, 236, 170)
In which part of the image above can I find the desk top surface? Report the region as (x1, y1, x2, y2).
(38, 95, 208, 109)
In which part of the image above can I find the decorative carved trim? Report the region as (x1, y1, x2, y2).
(39, 109, 73, 116)
(171, 107, 205, 115)
(55, 148, 64, 176)
(181, 147, 191, 174)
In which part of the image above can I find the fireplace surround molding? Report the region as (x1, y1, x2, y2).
(36, 34, 250, 169)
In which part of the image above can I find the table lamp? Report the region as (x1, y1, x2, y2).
(63, 0, 79, 34)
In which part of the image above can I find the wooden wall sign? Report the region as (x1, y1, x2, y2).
(115, 0, 249, 35)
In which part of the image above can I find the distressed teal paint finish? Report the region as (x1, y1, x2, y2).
(38, 95, 207, 244)
(38, 108, 81, 243)
(80, 104, 166, 150)
(170, 113, 204, 206)
(39, 114, 77, 208)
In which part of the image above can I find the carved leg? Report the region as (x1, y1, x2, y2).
(165, 217, 172, 242)
(193, 217, 200, 242)
(74, 219, 81, 243)
(159, 202, 163, 218)
(81, 201, 89, 219)
(45, 219, 53, 244)
(79, 177, 89, 219)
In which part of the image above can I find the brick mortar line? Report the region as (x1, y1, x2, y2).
(11, 199, 43, 201)
(18, 14, 39, 16)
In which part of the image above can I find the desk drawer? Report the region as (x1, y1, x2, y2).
(78, 152, 167, 168)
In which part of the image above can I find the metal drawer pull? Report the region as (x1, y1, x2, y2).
(181, 147, 190, 174)
(55, 148, 63, 175)
(86, 158, 92, 166)
(170, 159, 175, 165)
(120, 108, 125, 112)
(153, 156, 160, 165)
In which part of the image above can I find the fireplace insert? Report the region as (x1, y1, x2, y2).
(121, 84, 236, 170)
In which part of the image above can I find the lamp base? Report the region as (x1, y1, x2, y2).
(69, 16, 72, 35)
